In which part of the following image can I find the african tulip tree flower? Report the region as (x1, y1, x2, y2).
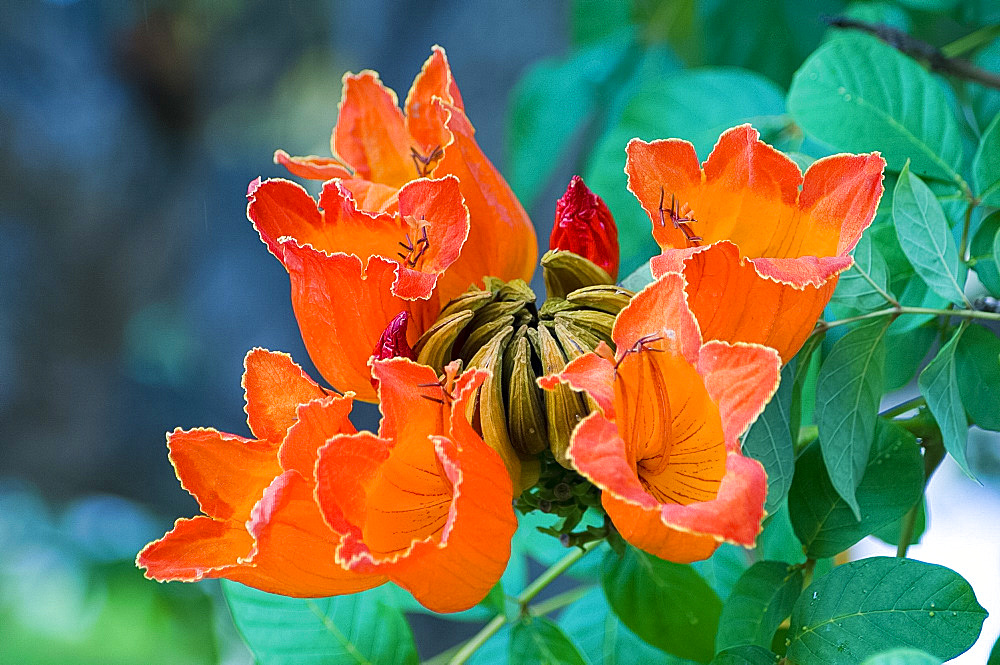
(626, 124, 885, 362)
(550, 175, 619, 280)
(539, 273, 780, 562)
(274, 45, 536, 306)
(137, 351, 515, 612)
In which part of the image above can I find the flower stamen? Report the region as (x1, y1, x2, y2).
(410, 145, 444, 177)
(658, 188, 701, 244)
(614, 334, 664, 371)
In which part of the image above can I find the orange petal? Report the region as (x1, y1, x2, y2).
(167, 428, 281, 521)
(612, 273, 701, 365)
(373, 357, 450, 443)
(666, 242, 840, 362)
(313, 179, 405, 259)
(273, 149, 353, 181)
(236, 470, 386, 597)
(567, 412, 658, 510)
(387, 434, 515, 613)
(799, 152, 885, 255)
(431, 98, 537, 301)
(625, 137, 703, 250)
(278, 395, 357, 481)
(697, 340, 780, 451)
(247, 178, 325, 260)
(405, 46, 464, 153)
(339, 178, 400, 214)
(603, 493, 721, 563)
(137, 516, 252, 582)
(334, 72, 414, 188)
(277, 246, 418, 401)
(656, 454, 768, 548)
(243, 348, 329, 443)
(538, 342, 616, 418)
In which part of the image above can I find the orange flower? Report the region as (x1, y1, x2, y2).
(626, 124, 885, 361)
(137, 351, 515, 612)
(260, 48, 536, 400)
(539, 273, 780, 562)
(136, 348, 385, 596)
(314, 357, 516, 613)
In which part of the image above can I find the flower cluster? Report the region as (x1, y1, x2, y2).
(138, 48, 884, 610)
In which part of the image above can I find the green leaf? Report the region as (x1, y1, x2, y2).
(884, 325, 937, 392)
(716, 561, 803, 652)
(467, 625, 512, 665)
(789, 420, 924, 558)
(974, 113, 1000, 206)
(870, 224, 949, 334)
(602, 547, 722, 662)
(709, 645, 780, 665)
(894, 0, 958, 11)
(742, 363, 795, 515)
(955, 323, 1000, 431)
(619, 261, 655, 292)
(222, 582, 417, 665)
(873, 496, 927, 548)
(828, 233, 893, 318)
(815, 320, 889, 519)
(893, 163, 968, 306)
(990, 632, 1000, 664)
(511, 617, 587, 665)
(788, 34, 965, 184)
(585, 67, 785, 275)
(791, 334, 823, 433)
(507, 36, 635, 210)
(697, 0, 842, 88)
(786, 557, 987, 664)
(860, 648, 943, 665)
(693, 544, 752, 601)
(559, 588, 695, 665)
(971, 211, 1000, 296)
(969, 38, 1000, 133)
(919, 324, 974, 477)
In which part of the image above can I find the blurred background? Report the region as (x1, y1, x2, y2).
(1, 1, 998, 663)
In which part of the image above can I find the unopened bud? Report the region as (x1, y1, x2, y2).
(550, 176, 619, 280)
(372, 312, 416, 363)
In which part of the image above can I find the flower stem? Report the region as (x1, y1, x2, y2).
(812, 304, 1000, 337)
(445, 541, 599, 665)
(879, 396, 926, 419)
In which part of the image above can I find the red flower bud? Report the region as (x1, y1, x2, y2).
(549, 176, 619, 280)
(371, 312, 416, 365)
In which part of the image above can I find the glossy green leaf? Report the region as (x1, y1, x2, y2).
(790, 421, 923, 558)
(971, 211, 1000, 296)
(791, 333, 823, 434)
(467, 625, 512, 665)
(716, 561, 803, 652)
(860, 648, 943, 665)
(870, 224, 949, 334)
(955, 323, 1000, 431)
(619, 260, 655, 292)
(602, 548, 722, 662)
(969, 38, 1000, 133)
(893, 163, 968, 306)
(788, 34, 964, 184)
(585, 67, 785, 274)
(697, 0, 842, 87)
(919, 325, 974, 477)
(828, 233, 893, 318)
(507, 37, 634, 210)
(742, 363, 795, 515)
(510, 617, 587, 665)
(974, 113, 1000, 206)
(786, 557, 987, 664)
(990, 632, 1000, 664)
(884, 325, 936, 392)
(559, 588, 694, 665)
(693, 544, 751, 601)
(222, 582, 417, 665)
(873, 496, 927, 548)
(709, 645, 780, 665)
(815, 320, 889, 519)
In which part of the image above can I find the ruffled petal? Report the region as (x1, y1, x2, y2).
(277, 395, 356, 481)
(697, 340, 781, 451)
(612, 273, 701, 364)
(799, 152, 885, 255)
(243, 348, 329, 443)
(236, 471, 386, 597)
(667, 242, 841, 362)
(625, 137, 703, 250)
(137, 516, 252, 582)
(537, 343, 616, 418)
(430, 98, 537, 301)
(339, 178, 400, 214)
(167, 428, 281, 521)
(405, 45, 463, 153)
(603, 493, 720, 563)
(373, 357, 450, 443)
(314, 179, 405, 259)
(333, 71, 413, 188)
(273, 149, 353, 181)
(387, 433, 515, 613)
(567, 412, 657, 510)
(247, 178, 325, 260)
(276, 246, 416, 401)
(656, 454, 768, 547)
